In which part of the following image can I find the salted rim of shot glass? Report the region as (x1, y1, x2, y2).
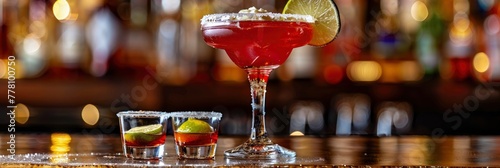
(169, 111, 222, 118)
(116, 111, 169, 117)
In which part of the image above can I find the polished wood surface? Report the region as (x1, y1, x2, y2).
(1, 134, 500, 167)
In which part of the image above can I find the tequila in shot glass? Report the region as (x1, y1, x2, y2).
(117, 111, 168, 160)
(170, 111, 222, 159)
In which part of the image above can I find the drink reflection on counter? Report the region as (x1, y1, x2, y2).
(334, 94, 371, 135)
(50, 133, 71, 163)
(289, 101, 325, 135)
(376, 102, 413, 136)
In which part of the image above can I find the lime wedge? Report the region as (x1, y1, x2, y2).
(177, 118, 213, 133)
(283, 0, 341, 46)
(124, 124, 163, 144)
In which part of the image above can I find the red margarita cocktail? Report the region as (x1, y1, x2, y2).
(201, 10, 315, 159)
(203, 21, 313, 69)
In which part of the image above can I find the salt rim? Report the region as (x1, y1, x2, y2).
(116, 111, 168, 117)
(200, 13, 315, 25)
(169, 111, 222, 118)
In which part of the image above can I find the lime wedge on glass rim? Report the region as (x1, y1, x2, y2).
(283, 0, 341, 46)
(124, 124, 163, 143)
(177, 118, 213, 133)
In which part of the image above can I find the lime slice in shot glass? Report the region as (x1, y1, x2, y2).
(124, 124, 163, 144)
(177, 118, 214, 133)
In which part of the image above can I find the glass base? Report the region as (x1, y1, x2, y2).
(224, 139, 296, 159)
(176, 144, 216, 159)
(124, 145, 164, 160)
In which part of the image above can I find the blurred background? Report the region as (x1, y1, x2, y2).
(0, 0, 499, 136)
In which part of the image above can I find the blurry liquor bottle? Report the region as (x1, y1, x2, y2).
(48, 0, 89, 79)
(0, 1, 14, 61)
(371, 0, 410, 60)
(370, 0, 423, 83)
(152, 0, 183, 84)
(3, 0, 52, 79)
(442, 0, 476, 81)
(178, 0, 214, 84)
(86, 3, 115, 78)
(107, 0, 154, 79)
(318, 0, 367, 84)
(415, 0, 446, 79)
(482, 2, 500, 82)
(0, 0, 17, 79)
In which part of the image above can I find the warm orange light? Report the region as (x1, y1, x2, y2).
(449, 12, 473, 45)
(473, 52, 490, 73)
(380, 61, 400, 83)
(82, 104, 99, 125)
(398, 61, 424, 82)
(15, 103, 30, 124)
(50, 133, 71, 163)
(347, 61, 382, 82)
(50, 133, 71, 153)
(0, 59, 25, 79)
(290, 131, 305, 136)
(411, 1, 428, 22)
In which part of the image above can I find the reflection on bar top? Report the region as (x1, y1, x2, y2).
(1, 134, 500, 167)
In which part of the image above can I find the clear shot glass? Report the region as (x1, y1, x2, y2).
(170, 111, 222, 159)
(117, 111, 169, 160)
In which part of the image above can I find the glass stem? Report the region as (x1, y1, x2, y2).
(246, 67, 273, 143)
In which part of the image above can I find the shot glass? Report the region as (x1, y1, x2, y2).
(117, 111, 169, 160)
(170, 111, 222, 159)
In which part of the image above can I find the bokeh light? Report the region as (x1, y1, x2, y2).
(347, 61, 382, 82)
(162, 0, 181, 14)
(381, 0, 398, 16)
(450, 13, 473, 45)
(81, 104, 100, 125)
(23, 34, 41, 54)
(484, 15, 500, 35)
(473, 52, 490, 73)
(53, 0, 70, 21)
(15, 103, 30, 124)
(290, 131, 305, 136)
(0, 59, 6, 78)
(411, 1, 428, 22)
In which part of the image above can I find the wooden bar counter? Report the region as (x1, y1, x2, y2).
(1, 134, 500, 167)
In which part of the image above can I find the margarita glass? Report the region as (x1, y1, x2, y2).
(201, 11, 314, 159)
